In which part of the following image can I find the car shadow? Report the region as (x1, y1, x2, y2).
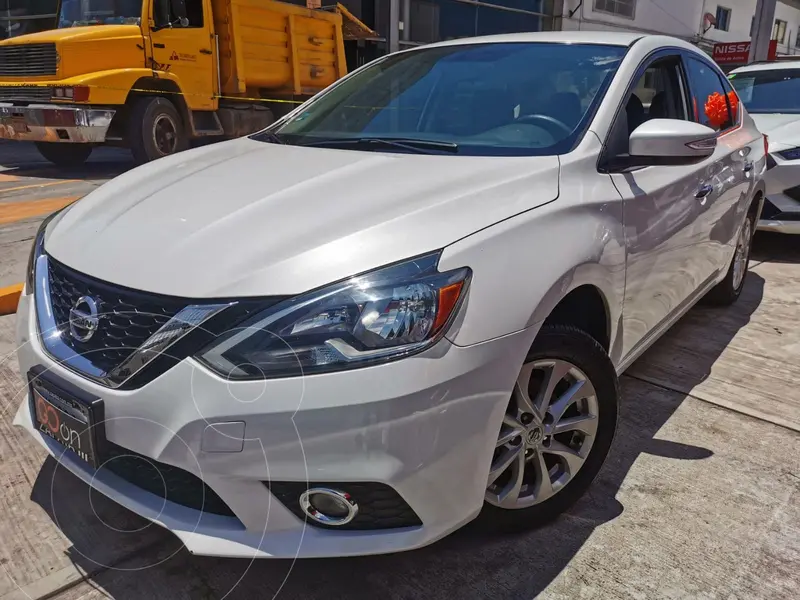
(27, 254, 778, 599)
(8, 159, 134, 182)
(751, 231, 800, 264)
(0, 143, 134, 181)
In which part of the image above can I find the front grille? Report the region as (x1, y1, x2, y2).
(103, 442, 238, 518)
(0, 86, 51, 103)
(0, 43, 58, 77)
(47, 256, 189, 375)
(267, 481, 423, 530)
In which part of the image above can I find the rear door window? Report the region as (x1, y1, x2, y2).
(685, 57, 737, 132)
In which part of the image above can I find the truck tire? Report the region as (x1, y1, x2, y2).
(35, 143, 92, 167)
(129, 96, 188, 164)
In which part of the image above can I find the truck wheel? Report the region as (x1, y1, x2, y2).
(35, 143, 92, 167)
(129, 96, 188, 164)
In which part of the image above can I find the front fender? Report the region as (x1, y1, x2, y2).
(438, 199, 626, 358)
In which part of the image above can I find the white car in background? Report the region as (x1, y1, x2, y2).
(15, 32, 765, 559)
(731, 61, 800, 234)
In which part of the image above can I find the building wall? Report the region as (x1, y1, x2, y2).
(699, 0, 800, 56)
(1, 0, 57, 38)
(560, 0, 703, 39)
(560, 0, 800, 57)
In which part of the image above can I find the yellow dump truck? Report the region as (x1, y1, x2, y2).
(0, 0, 374, 165)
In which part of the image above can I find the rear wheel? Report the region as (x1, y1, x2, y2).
(128, 96, 188, 164)
(478, 324, 618, 531)
(35, 142, 92, 167)
(703, 211, 755, 306)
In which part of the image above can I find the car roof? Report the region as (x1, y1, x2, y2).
(420, 31, 644, 49)
(732, 60, 800, 73)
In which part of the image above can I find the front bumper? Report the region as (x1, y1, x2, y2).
(759, 153, 800, 234)
(13, 292, 535, 558)
(0, 103, 114, 143)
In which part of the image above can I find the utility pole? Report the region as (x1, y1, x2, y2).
(749, 0, 777, 63)
(388, 0, 401, 53)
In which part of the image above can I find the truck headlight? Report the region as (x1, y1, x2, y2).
(196, 253, 470, 379)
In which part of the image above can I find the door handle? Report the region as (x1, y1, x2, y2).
(154, 43, 165, 48)
(200, 48, 213, 55)
(695, 184, 713, 199)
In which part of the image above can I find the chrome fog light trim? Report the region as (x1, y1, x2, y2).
(299, 488, 359, 526)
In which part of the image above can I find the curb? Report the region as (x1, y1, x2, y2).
(0, 283, 23, 316)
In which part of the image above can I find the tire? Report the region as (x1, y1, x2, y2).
(35, 142, 92, 167)
(477, 324, 619, 532)
(128, 96, 188, 164)
(703, 211, 755, 306)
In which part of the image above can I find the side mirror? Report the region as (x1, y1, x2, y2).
(628, 119, 717, 166)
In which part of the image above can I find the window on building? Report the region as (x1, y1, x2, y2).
(773, 19, 787, 43)
(715, 6, 731, 32)
(594, 0, 635, 20)
(1, 0, 58, 38)
(750, 16, 754, 36)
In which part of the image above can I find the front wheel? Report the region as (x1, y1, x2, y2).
(35, 142, 92, 167)
(128, 96, 188, 164)
(478, 324, 618, 532)
(703, 211, 755, 306)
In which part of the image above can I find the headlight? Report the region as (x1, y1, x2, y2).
(196, 253, 470, 379)
(25, 210, 62, 295)
(778, 147, 800, 161)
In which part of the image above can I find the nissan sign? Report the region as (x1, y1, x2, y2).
(713, 40, 778, 64)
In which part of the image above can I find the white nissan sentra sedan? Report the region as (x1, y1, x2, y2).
(15, 32, 765, 559)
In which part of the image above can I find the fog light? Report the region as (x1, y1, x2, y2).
(299, 488, 358, 526)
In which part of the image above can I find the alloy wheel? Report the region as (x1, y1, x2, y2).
(732, 217, 752, 290)
(485, 358, 599, 509)
(153, 114, 178, 156)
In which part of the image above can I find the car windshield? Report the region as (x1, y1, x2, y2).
(730, 69, 800, 114)
(257, 42, 627, 156)
(59, 0, 142, 27)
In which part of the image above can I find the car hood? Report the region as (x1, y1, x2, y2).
(46, 138, 560, 297)
(750, 113, 800, 147)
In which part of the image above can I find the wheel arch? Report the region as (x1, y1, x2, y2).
(125, 77, 192, 135)
(749, 183, 765, 221)
(540, 283, 611, 352)
(440, 206, 625, 357)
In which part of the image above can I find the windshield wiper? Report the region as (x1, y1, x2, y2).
(298, 137, 459, 154)
(254, 130, 285, 144)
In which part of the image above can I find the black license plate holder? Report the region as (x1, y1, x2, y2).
(28, 367, 106, 468)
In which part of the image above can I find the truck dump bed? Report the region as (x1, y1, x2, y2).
(213, 0, 369, 98)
